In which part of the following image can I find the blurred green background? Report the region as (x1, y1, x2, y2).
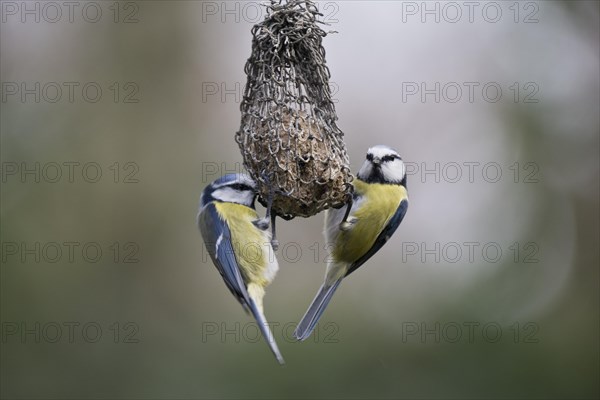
(1, 1, 598, 399)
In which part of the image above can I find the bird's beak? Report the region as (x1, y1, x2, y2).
(372, 157, 381, 165)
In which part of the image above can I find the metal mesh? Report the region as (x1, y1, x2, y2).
(235, 0, 353, 219)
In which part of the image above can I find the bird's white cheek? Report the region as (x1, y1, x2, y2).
(211, 188, 254, 205)
(382, 162, 405, 183)
(357, 162, 372, 179)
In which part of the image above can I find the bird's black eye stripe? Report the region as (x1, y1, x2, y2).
(366, 153, 374, 161)
(230, 183, 252, 191)
(382, 155, 399, 162)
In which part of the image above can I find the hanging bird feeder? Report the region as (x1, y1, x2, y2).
(235, 0, 353, 219)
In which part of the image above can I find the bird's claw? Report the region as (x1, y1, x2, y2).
(252, 218, 270, 231)
(271, 239, 279, 251)
(340, 217, 358, 231)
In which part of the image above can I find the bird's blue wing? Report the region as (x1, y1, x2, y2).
(346, 199, 408, 277)
(198, 203, 251, 308)
(199, 204, 285, 364)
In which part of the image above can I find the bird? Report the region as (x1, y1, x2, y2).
(197, 173, 284, 364)
(294, 145, 409, 341)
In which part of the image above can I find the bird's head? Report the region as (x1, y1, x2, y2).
(200, 173, 258, 209)
(357, 145, 406, 186)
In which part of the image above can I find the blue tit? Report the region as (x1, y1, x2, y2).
(294, 145, 409, 341)
(198, 173, 284, 364)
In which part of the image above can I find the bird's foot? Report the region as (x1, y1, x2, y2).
(252, 217, 270, 231)
(271, 239, 279, 251)
(340, 217, 358, 231)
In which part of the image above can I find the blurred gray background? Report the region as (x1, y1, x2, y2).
(1, 1, 598, 398)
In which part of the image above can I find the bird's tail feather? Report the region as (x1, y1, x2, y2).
(293, 279, 342, 341)
(248, 299, 285, 365)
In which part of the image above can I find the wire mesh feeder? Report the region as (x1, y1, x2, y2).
(235, 0, 353, 220)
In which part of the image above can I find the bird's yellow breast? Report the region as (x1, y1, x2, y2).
(213, 202, 273, 287)
(333, 180, 407, 263)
